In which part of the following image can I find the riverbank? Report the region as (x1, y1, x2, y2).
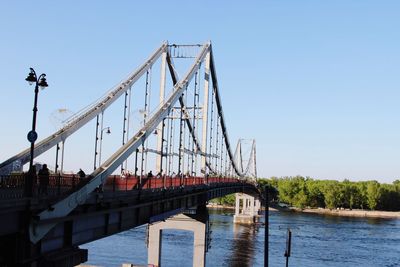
(206, 203, 279, 211)
(206, 203, 400, 219)
(291, 207, 400, 219)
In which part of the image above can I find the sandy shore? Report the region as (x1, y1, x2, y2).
(206, 204, 400, 219)
(291, 208, 400, 219)
(206, 203, 278, 211)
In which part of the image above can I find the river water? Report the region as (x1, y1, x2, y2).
(81, 209, 400, 267)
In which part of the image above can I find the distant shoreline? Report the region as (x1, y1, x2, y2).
(291, 207, 400, 219)
(206, 204, 400, 219)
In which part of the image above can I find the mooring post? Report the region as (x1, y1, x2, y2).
(285, 228, 292, 267)
(265, 185, 269, 267)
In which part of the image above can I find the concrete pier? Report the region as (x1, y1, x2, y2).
(233, 193, 261, 224)
(147, 207, 208, 267)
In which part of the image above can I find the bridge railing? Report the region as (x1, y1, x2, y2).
(0, 174, 244, 199)
(0, 174, 88, 199)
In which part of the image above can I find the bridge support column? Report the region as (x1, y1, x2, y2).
(254, 198, 261, 215)
(148, 207, 208, 267)
(233, 193, 259, 224)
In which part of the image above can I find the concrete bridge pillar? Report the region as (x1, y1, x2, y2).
(147, 207, 208, 267)
(254, 198, 261, 215)
(233, 193, 259, 224)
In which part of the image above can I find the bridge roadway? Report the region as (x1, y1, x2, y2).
(0, 175, 259, 266)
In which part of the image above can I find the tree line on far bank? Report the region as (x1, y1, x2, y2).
(210, 176, 400, 211)
(257, 176, 400, 211)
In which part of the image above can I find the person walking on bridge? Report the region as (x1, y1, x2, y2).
(77, 168, 86, 183)
(38, 164, 50, 196)
(24, 166, 37, 196)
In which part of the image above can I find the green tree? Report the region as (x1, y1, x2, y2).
(355, 182, 368, 209)
(342, 179, 360, 209)
(379, 183, 400, 211)
(254, 177, 400, 211)
(366, 181, 381, 210)
(276, 176, 308, 208)
(394, 180, 400, 192)
(306, 179, 325, 208)
(322, 181, 343, 209)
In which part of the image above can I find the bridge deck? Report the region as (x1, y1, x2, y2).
(0, 176, 258, 266)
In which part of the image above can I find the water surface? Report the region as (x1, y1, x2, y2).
(82, 209, 400, 266)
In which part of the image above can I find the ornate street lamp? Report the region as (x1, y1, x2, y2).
(99, 126, 111, 165)
(25, 68, 48, 196)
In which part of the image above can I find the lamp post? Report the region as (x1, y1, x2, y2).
(25, 68, 48, 196)
(98, 127, 111, 166)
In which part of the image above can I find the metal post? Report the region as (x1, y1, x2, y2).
(168, 112, 174, 176)
(28, 85, 39, 172)
(140, 141, 145, 184)
(159, 119, 166, 174)
(25, 68, 48, 197)
(178, 98, 184, 176)
(224, 149, 228, 176)
(182, 87, 188, 176)
(60, 140, 65, 174)
(201, 52, 210, 173)
(215, 117, 220, 172)
(265, 186, 269, 267)
(156, 50, 167, 171)
(220, 137, 224, 175)
(145, 69, 151, 175)
(125, 87, 132, 171)
(55, 143, 60, 173)
(186, 122, 190, 175)
(93, 115, 100, 170)
(209, 82, 215, 172)
(121, 90, 129, 173)
(142, 69, 150, 176)
(26, 83, 40, 196)
(134, 148, 139, 177)
(253, 140, 258, 179)
(285, 228, 292, 267)
(98, 114, 104, 166)
(191, 69, 199, 177)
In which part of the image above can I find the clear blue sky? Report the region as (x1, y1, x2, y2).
(0, 1, 399, 183)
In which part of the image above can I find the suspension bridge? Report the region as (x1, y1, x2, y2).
(0, 42, 260, 267)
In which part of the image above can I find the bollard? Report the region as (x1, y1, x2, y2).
(284, 228, 292, 267)
(265, 186, 269, 267)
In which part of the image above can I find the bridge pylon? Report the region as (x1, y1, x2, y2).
(233, 193, 261, 224)
(147, 206, 208, 267)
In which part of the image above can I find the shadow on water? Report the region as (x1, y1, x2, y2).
(226, 223, 260, 267)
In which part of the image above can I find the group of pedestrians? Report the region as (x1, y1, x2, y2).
(145, 170, 195, 179)
(26, 165, 87, 196)
(146, 170, 164, 179)
(25, 164, 50, 196)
